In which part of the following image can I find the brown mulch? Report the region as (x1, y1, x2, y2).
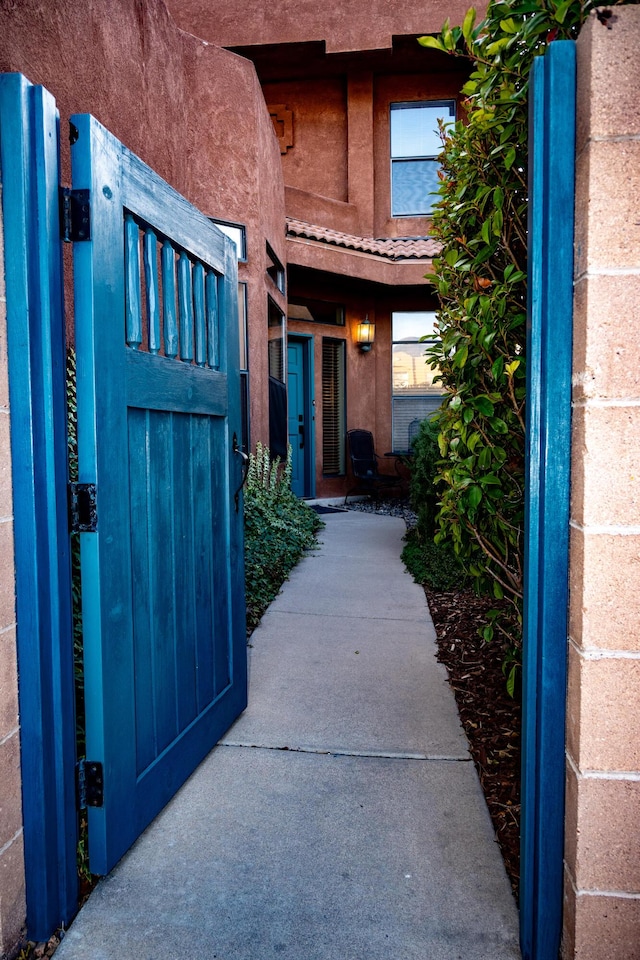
(425, 586, 521, 902)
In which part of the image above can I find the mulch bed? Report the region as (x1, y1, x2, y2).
(425, 586, 521, 901)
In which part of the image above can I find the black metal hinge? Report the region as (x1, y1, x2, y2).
(77, 759, 104, 809)
(60, 187, 91, 243)
(68, 482, 98, 533)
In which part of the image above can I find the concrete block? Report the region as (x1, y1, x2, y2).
(565, 764, 640, 892)
(575, 6, 640, 153)
(566, 645, 640, 772)
(0, 412, 14, 520)
(0, 521, 15, 631)
(572, 274, 640, 402)
(0, 832, 25, 958)
(570, 404, 640, 527)
(574, 139, 640, 278)
(0, 732, 23, 851)
(563, 890, 640, 960)
(569, 527, 640, 652)
(0, 626, 19, 740)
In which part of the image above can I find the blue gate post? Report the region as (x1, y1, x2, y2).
(521, 42, 576, 960)
(0, 75, 78, 938)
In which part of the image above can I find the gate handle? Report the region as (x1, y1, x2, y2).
(233, 433, 249, 512)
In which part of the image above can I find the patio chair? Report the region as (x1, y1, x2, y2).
(345, 429, 403, 504)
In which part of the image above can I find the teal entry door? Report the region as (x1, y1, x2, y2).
(287, 337, 314, 498)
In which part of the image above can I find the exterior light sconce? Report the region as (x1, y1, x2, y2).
(355, 316, 376, 352)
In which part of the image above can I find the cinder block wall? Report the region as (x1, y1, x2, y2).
(565, 7, 640, 958)
(0, 191, 26, 951)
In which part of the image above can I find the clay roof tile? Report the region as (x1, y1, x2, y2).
(285, 218, 442, 261)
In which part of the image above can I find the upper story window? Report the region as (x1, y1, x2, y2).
(288, 296, 345, 326)
(210, 219, 247, 261)
(390, 100, 455, 217)
(266, 243, 285, 293)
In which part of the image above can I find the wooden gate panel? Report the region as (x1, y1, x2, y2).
(521, 41, 576, 960)
(71, 113, 246, 875)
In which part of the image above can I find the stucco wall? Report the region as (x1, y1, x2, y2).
(167, 0, 480, 52)
(0, 184, 26, 959)
(565, 8, 640, 958)
(0, 1, 285, 951)
(0, 0, 286, 449)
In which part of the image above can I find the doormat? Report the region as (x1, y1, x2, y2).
(309, 504, 348, 514)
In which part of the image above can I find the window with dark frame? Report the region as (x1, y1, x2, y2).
(266, 242, 285, 293)
(390, 100, 455, 217)
(209, 218, 247, 261)
(322, 338, 346, 476)
(391, 311, 442, 452)
(268, 296, 285, 383)
(288, 296, 345, 326)
(238, 282, 249, 452)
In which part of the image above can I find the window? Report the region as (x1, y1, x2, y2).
(238, 282, 249, 452)
(209, 219, 247, 261)
(268, 297, 285, 383)
(390, 101, 455, 217)
(391, 311, 442, 452)
(266, 243, 285, 293)
(322, 338, 346, 475)
(288, 296, 345, 326)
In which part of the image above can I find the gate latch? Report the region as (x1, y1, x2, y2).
(60, 187, 91, 243)
(232, 433, 249, 512)
(77, 759, 104, 809)
(68, 482, 98, 533)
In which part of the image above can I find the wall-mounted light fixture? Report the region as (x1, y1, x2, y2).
(355, 315, 376, 352)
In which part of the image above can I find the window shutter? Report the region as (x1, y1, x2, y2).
(322, 339, 346, 475)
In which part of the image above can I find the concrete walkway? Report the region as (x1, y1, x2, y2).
(56, 511, 521, 960)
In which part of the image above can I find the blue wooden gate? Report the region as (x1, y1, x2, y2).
(70, 115, 247, 874)
(521, 41, 576, 960)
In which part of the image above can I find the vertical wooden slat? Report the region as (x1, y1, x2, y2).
(172, 414, 199, 729)
(205, 270, 219, 369)
(146, 410, 179, 753)
(521, 40, 576, 960)
(143, 229, 160, 354)
(178, 251, 193, 362)
(125, 214, 142, 349)
(162, 241, 178, 359)
(210, 417, 231, 697)
(193, 261, 206, 367)
(127, 409, 156, 774)
(189, 416, 214, 710)
(0, 73, 78, 941)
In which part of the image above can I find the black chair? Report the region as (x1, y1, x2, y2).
(345, 429, 403, 504)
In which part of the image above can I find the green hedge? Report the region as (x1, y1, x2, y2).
(244, 443, 322, 633)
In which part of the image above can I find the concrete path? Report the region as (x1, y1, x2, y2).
(56, 511, 521, 960)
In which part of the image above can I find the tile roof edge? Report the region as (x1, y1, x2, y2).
(285, 217, 442, 261)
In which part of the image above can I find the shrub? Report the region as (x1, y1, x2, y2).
(417, 0, 604, 661)
(408, 416, 442, 538)
(401, 527, 470, 592)
(243, 442, 322, 633)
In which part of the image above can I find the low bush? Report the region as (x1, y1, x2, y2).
(244, 443, 323, 633)
(401, 526, 470, 592)
(403, 416, 470, 592)
(408, 417, 442, 538)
